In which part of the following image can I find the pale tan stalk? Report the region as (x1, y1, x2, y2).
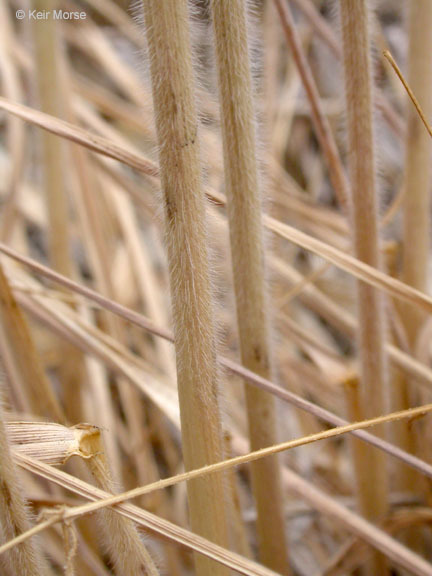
(0, 399, 48, 575)
(32, 0, 84, 423)
(343, 376, 385, 531)
(224, 433, 252, 559)
(5, 421, 159, 574)
(32, 0, 69, 279)
(142, 2, 229, 575)
(210, 0, 288, 572)
(394, 0, 432, 487)
(339, 1, 389, 572)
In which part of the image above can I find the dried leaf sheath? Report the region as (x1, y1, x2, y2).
(141, 1, 230, 575)
(6, 421, 91, 465)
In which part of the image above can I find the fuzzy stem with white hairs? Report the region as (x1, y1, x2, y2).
(78, 426, 160, 576)
(339, 1, 389, 573)
(0, 396, 49, 575)
(210, 0, 289, 572)
(141, 2, 230, 575)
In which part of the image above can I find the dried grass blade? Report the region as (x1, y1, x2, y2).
(0, 97, 158, 176)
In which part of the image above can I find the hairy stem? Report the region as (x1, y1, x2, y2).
(79, 426, 159, 576)
(210, 0, 289, 572)
(142, 2, 230, 574)
(0, 397, 49, 575)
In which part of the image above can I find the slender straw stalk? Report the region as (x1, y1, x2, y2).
(339, 1, 389, 573)
(210, 1, 288, 572)
(32, 0, 69, 279)
(142, 2, 229, 575)
(343, 375, 380, 530)
(394, 0, 432, 480)
(0, 398, 49, 575)
(390, 1, 432, 557)
(32, 0, 84, 424)
(401, 0, 432, 315)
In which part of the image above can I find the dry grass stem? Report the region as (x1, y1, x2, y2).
(211, 0, 288, 571)
(1, 3, 432, 573)
(78, 426, 160, 576)
(141, 1, 230, 574)
(339, 0, 389, 571)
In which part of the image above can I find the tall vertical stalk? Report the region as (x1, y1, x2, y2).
(392, 1, 432, 556)
(339, 1, 389, 573)
(142, 2, 230, 575)
(32, 0, 69, 279)
(33, 0, 83, 424)
(394, 0, 432, 464)
(401, 1, 432, 320)
(210, 1, 289, 572)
